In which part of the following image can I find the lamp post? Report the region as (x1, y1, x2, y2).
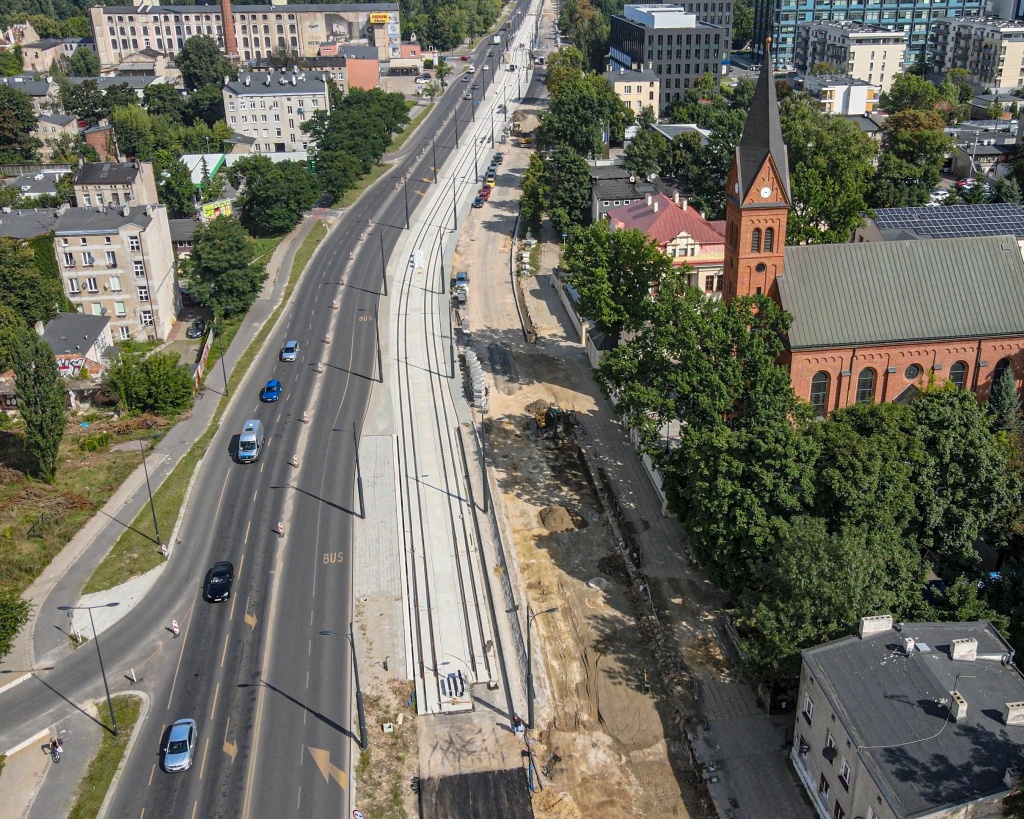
(378, 230, 388, 296)
(140, 438, 161, 550)
(526, 605, 558, 730)
(58, 603, 121, 736)
(451, 175, 458, 230)
(402, 175, 410, 230)
(215, 312, 229, 397)
(319, 628, 367, 749)
(431, 137, 438, 184)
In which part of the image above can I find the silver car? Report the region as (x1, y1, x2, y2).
(163, 719, 197, 772)
(280, 340, 300, 362)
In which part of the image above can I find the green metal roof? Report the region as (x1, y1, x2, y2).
(777, 234, 1024, 349)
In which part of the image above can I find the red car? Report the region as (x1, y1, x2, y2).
(478, 186, 492, 199)
(460, 55, 469, 61)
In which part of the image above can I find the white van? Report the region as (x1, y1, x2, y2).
(237, 419, 265, 463)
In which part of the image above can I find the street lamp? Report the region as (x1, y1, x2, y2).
(57, 603, 121, 736)
(526, 605, 558, 730)
(319, 627, 367, 749)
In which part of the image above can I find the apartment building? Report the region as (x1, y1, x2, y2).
(0, 75, 58, 114)
(223, 70, 329, 153)
(21, 38, 92, 73)
(931, 16, 1024, 93)
(34, 114, 79, 159)
(88, 3, 400, 70)
(55, 203, 179, 341)
(794, 615, 1024, 819)
(609, 5, 728, 111)
(795, 21, 905, 92)
(803, 74, 879, 115)
(752, 0, 984, 71)
(72, 161, 159, 209)
(603, 65, 660, 114)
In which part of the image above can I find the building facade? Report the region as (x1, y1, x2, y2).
(930, 16, 1024, 93)
(609, 5, 728, 111)
(752, 0, 985, 71)
(222, 70, 329, 153)
(72, 161, 160, 209)
(0, 75, 58, 114)
(34, 113, 79, 159)
(803, 74, 879, 115)
(89, 3, 400, 70)
(55, 203, 179, 342)
(794, 615, 1024, 819)
(21, 38, 92, 73)
(603, 65, 660, 114)
(794, 20, 905, 91)
(38, 313, 113, 378)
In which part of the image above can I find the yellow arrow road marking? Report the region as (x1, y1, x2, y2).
(306, 746, 347, 790)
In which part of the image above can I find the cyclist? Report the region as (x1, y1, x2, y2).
(50, 737, 63, 760)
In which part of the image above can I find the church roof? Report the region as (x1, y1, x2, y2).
(733, 45, 790, 203)
(777, 235, 1024, 349)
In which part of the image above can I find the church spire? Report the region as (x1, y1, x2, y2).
(732, 39, 790, 205)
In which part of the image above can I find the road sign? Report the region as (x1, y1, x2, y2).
(353, 812, 365, 819)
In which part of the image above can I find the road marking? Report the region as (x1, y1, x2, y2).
(190, 801, 198, 819)
(139, 810, 145, 819)
(199, 737, 210, 779)
(213, 475, 230, 523)
(306, 669, 310, 689)
(147, 764, 155, 786)
(210, 682, 220, 720)
(224, 738, 238, 761)
(166, 608, 195, 709)
(297, 786, 301, 810)
(308, 639, 312, 656)
(244, 520, 251, 544)
(253, 489, 258, 502)
(245, 611, 257, 628)
(307, 747, 347, 790)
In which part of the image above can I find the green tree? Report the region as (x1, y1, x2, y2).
(519, 151, 546, 236)
(0, 589, 31, 662)
(187, 216, 262, 316)
(435, 57, 452, 88)
(422, 79, 442, 101)
(187, 83, 225, 128)
(991, 368, 1022, 432)
(13, 328, 65, 482)
(929, 575, 1009, 631)
(175, 34, 233, 92)
(545, 146, 592, 233)
(731, 0, 752, 50)
(419, 9, 467, 51)
(880, 72, 941, 113)
(0, 238, 63, 325)
(156, 156, 197, 218)
(68, 45, 99, 77)
(993, 176, 1023, 205)
(544, 45, 586, 96)
(0, 302, 25, 374)
(143, 83, 185, 123)
(0, 45, 23, 76)
(314, 149, 361, 204)
(105, 351, 195, 415)
(0, 85, 39, 161)
(59, 79, 106, 126)
(228, 155, 321, 236)
(810, 61, 840, 76)
(102, 82, 141, 116)
(622, 127, 664, 177)
(111, 105, 154, 159)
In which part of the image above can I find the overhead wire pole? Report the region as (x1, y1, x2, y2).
(451, 174, 458, 230)
(402, 175, 410, 229)
(431, 137, 438, 184)
(378, 230, 388, 296)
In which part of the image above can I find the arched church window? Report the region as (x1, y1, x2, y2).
(810, 371, 830, 417)
(764, 227, 775, 252)
(855, 368, 876, 403)
(994, 357, 1012, 384)
(751, 228, 761, 253)
(950, 361, 968, 389)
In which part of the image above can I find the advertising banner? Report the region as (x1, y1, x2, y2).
(369, 12, 390, 24)
(201, 199, 233, 221)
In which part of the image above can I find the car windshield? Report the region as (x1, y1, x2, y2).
(167, 738, 189, 754)
(211, 574, 227, 584)
(239, 440, 256, 451)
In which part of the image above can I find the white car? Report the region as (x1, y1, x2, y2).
(468, 66, 476, 73)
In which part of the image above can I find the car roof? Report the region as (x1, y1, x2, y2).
(265, 379, 280, 388)
(213, 560, 233, 571)
(284, 340, 298, 347)
(170, 718, 195, 736)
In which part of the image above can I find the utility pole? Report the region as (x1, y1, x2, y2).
(451, 175, 458, 230)
(431, 138, 438, 184)
(402, 176, 410, 229)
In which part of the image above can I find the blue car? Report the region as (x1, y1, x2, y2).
(260, 379, 282, 402)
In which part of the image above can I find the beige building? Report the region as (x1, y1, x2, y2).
(223, 70, 330, 153)
(0, 75, 59, 114)
(603, 65, 660, 116)
(803, 75, 879, 115)
(72, 161, 159, 209)
(931, 16, 1024, 93)
(793, 615, 1024, 819)
(55, 203, 179, 341)
(89, 3, 400, 70)
(34, 114, 79, 158)
(21, 38, 92, 73)
(795, 21, 906, 93)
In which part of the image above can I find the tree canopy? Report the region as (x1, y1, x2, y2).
(227, 155, 321, 236)
(175, 34, 233, 92)
(186, 215, 263, 316)
(13, 327, 66, 482)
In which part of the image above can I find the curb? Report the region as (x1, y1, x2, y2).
(96, 690, 151, 819)
(2, 727, 50, 758)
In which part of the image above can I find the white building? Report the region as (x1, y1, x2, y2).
(931, 16, 1024, 93)
(803, 74, 880, 116)
(795, 20, 905, 93)
(223, 70, 330, 154)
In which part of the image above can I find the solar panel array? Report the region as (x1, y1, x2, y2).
(873, 204, 1024, 239)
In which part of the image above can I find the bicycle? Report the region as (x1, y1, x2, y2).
(49, 738, 63, 763)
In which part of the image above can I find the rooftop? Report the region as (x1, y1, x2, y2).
(98, 2, 397, 12)
(225, 70, 329, 96)
(651, 123, 712, 144)
(945, 14, 1024, 29)
(0, 207, 58, 238)
(778, 234, 1024, 349)
(607, 192, 724, 246)
(5, 170, 64, 198)
(871, 203, 1024, 240)
(619, 5, 720, 29)
(37, 113, 76, 126)
(168, 218, 199, 242)
(802, 19, 907, 35)
(592, 172, 685, 203)
(0, 74, 53, 96)
(336, 45, 379, 59)
(68, 75, 157, 90)
(40, 313, 110, 356)
(604, 65, 659, 82)
(73, 161, 144, 187)
(804, 620, 1024, 816)
(55, 204, 156, 235)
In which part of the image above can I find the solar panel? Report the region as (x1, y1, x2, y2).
(873, 204, 1024, 239)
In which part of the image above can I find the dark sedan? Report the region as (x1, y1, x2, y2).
(204, 561, 234, 602)
(185, 318, 206, 339)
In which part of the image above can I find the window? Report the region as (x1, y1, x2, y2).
(133, 261, 145, 277)
(950, 360, 968, 389)
(61, 237, 69, 246)
(764, 226, 775, 252)
(83, 251, 96, 267)
(83, 194, 91, 206)
(110, 275, 123, 292)
(856, 368, 875, 403)
(119, 325, 132, 340)
(141, 310, 153, 326)
(129, 235, 141, 251)
(803, 694, 815, 723)
(96, 192, 104, 206)
(63, 252, 75, 268)
(84, 277, 98, 292)
(68, 278, 79, 293)
(838, 759, 851, 789)
(905, 363, 922, 379)
(810, 372, 830, 417)
(106, 250, 117, 267)
(104, 236, 112, 245)
(818, 772, 830, 799)
(994, 357, 1012, 384)
(704, 274, 715, 292)
(833, 802, 845, 819)
(114, 300, 126, 316)
(91, 303, 102, 316)
(137, 285, 149, 302)
(751, 228, 762, 252)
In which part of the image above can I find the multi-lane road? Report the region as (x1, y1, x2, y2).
(0, 5, 539, 816)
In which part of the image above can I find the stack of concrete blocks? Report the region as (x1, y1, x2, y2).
(463, 350, 488, 411)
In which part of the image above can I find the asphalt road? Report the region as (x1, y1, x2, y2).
(0, 6, 536, 818)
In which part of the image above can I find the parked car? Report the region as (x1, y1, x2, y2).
(460, 55, 469, 61)
(478, 187, 492, 200)
(185, 318, 206, 339)
(163, 719, 197, 772)
(260, 379, 282, 402)
(485, 176, 496, 187)
(280, 340, 299, 361)
(204, 561, 234, 601)
(472, 196, 485, 208)
(493, 153, 504, 164)
(455, 271, 470, 288)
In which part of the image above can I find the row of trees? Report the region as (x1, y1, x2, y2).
(402, 0, 503, 51)
(565, 223, 1024, 690)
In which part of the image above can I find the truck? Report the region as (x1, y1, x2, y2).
(492, 34, 501, 44)
(237, 419, 265, 463)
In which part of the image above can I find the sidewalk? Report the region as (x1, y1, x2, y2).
(0, 212, 325, 692)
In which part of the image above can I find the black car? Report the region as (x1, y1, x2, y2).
(472, 196, 485, 208)
(185, 318, 206, 339)
(204, 561, 234, 601)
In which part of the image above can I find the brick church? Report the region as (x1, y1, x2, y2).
(722, 45, 1024, 415)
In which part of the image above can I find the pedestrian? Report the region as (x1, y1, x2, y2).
(513, 714, 524, 735)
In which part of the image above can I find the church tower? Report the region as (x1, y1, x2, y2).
(722, 40, 791, 304)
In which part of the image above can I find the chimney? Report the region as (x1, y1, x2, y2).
(244, 74, 250, 86)
(220, 0, 238, 58)
(682, 198, 688, 211)
(645, 193, 652, 206)
(121, 204, 130, 216)
(950, 637, 978, 661)
(1004, 702, 1024, 726)
(33, 320, 45, 336)
(264, 73, 271, 86)
(950, 689, 968, 722)
(653, 200, 659, 212)
(858, 615, 893, 638)
(673, 190, 680, 205)
(291, 73, 296, 85)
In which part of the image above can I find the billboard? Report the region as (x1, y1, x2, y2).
(201, 199, 233, 221)
(369, 12, 390, 23)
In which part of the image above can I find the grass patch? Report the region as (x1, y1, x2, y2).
(529, 242, 541, 275)
(67, 695, 141, 819)
(336, 163, 392, 210)
(353, 681, 418, 819)
(250, 235, 284, 267)
(85, 218, 330, 593)
(389, 102, 434, 153)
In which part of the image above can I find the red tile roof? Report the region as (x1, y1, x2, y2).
(608, 193, 725, 247)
